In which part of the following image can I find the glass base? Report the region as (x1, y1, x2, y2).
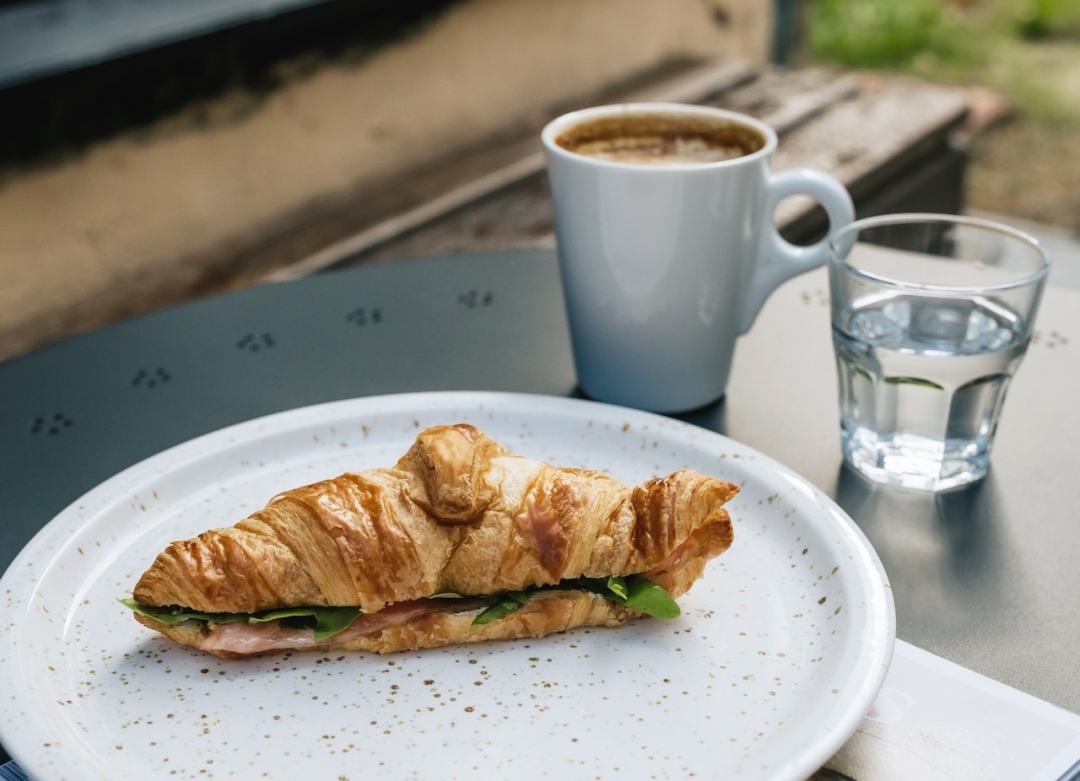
(842, 432, 989, 491)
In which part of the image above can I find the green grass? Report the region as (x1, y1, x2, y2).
(1009, 0, 1080, 40)
(807, 0, 1080, 124)
(808, 0, 978, 72)
(807, 0, 1080, 230)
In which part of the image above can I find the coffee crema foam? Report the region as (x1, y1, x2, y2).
(555, 112, 765, 166)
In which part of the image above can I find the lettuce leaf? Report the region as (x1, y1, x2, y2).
(467, 576, 680, 626)
(119, 598, 249, 626)
(605, 576, 630, 601)
(120, 574, 679, 638)
(249, 606, 362, 641)
(472, 591, 529, 625)
(119, 599, 361, 641)
(568, 575, 681, 619)
(622, 578, 681, 618)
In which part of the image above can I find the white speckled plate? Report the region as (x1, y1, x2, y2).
(0, 392, 894, 781)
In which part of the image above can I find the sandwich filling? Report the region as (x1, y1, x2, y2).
(121, 575, 679, 655)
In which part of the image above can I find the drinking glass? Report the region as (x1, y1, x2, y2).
(827, 214, 1049, 490)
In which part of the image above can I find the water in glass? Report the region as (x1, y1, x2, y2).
(833, 293, 1028, 490)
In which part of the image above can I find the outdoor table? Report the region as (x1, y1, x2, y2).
(1, 247, 1078, 771)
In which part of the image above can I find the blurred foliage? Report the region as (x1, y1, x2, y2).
(1010, 0, 1080, 39)
(808, 0, 977, 72)
(807, 0, 1080, 229)
(807, 0, 1080, 125)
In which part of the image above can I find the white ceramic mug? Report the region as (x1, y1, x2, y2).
(542, 103, 855, 413)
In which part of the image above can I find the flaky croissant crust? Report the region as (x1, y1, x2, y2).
(133, 424, 738, 614)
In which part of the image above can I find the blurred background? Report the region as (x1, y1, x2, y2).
(0, 0, 1076, 363)
(807, 0, 1080, 228)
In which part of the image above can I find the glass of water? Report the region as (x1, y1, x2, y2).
(827, 214, 1049, 491)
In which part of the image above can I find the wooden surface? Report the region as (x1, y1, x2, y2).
(267, 62, 972, 275)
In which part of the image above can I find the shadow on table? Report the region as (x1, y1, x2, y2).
(569, 387, 732, 437)
(834, 465, 1007, 586)
(830, 464, 1039, 653)
(672, 396, 729, 436)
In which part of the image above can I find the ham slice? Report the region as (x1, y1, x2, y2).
(200, 597, 492, 655)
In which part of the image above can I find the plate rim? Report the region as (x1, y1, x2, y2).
(0, 390, 896, 779)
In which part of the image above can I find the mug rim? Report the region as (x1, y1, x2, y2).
(827, 212, 1051, 294)
(541, 102, 779, 171)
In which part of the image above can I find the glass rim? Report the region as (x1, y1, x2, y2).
(828, 213, 1051, 294)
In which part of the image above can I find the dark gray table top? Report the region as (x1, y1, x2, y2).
(1, 249, 1077, 767)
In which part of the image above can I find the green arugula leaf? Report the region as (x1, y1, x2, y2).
(248, 606, 362, 640)
(311, 607, 362, 641)
(471, 591, 529, 625)
(247, 608, 318, 624)
(622, 578, 681, 619)
(120, 599, 361, 640)
(606, 576, 629, 601)
(122, 574, 681, 637)
(572, 576, 682, 618)
(467, 576, 681, 626)
(119, 598, 249, 625)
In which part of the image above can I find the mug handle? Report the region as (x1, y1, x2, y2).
(736, 168, 855, 334)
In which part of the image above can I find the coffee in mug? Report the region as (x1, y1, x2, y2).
(553, 112, 764, 166)
(542, 103, 855, 413)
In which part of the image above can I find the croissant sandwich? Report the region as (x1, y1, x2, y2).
(122, 423, 737, 657)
